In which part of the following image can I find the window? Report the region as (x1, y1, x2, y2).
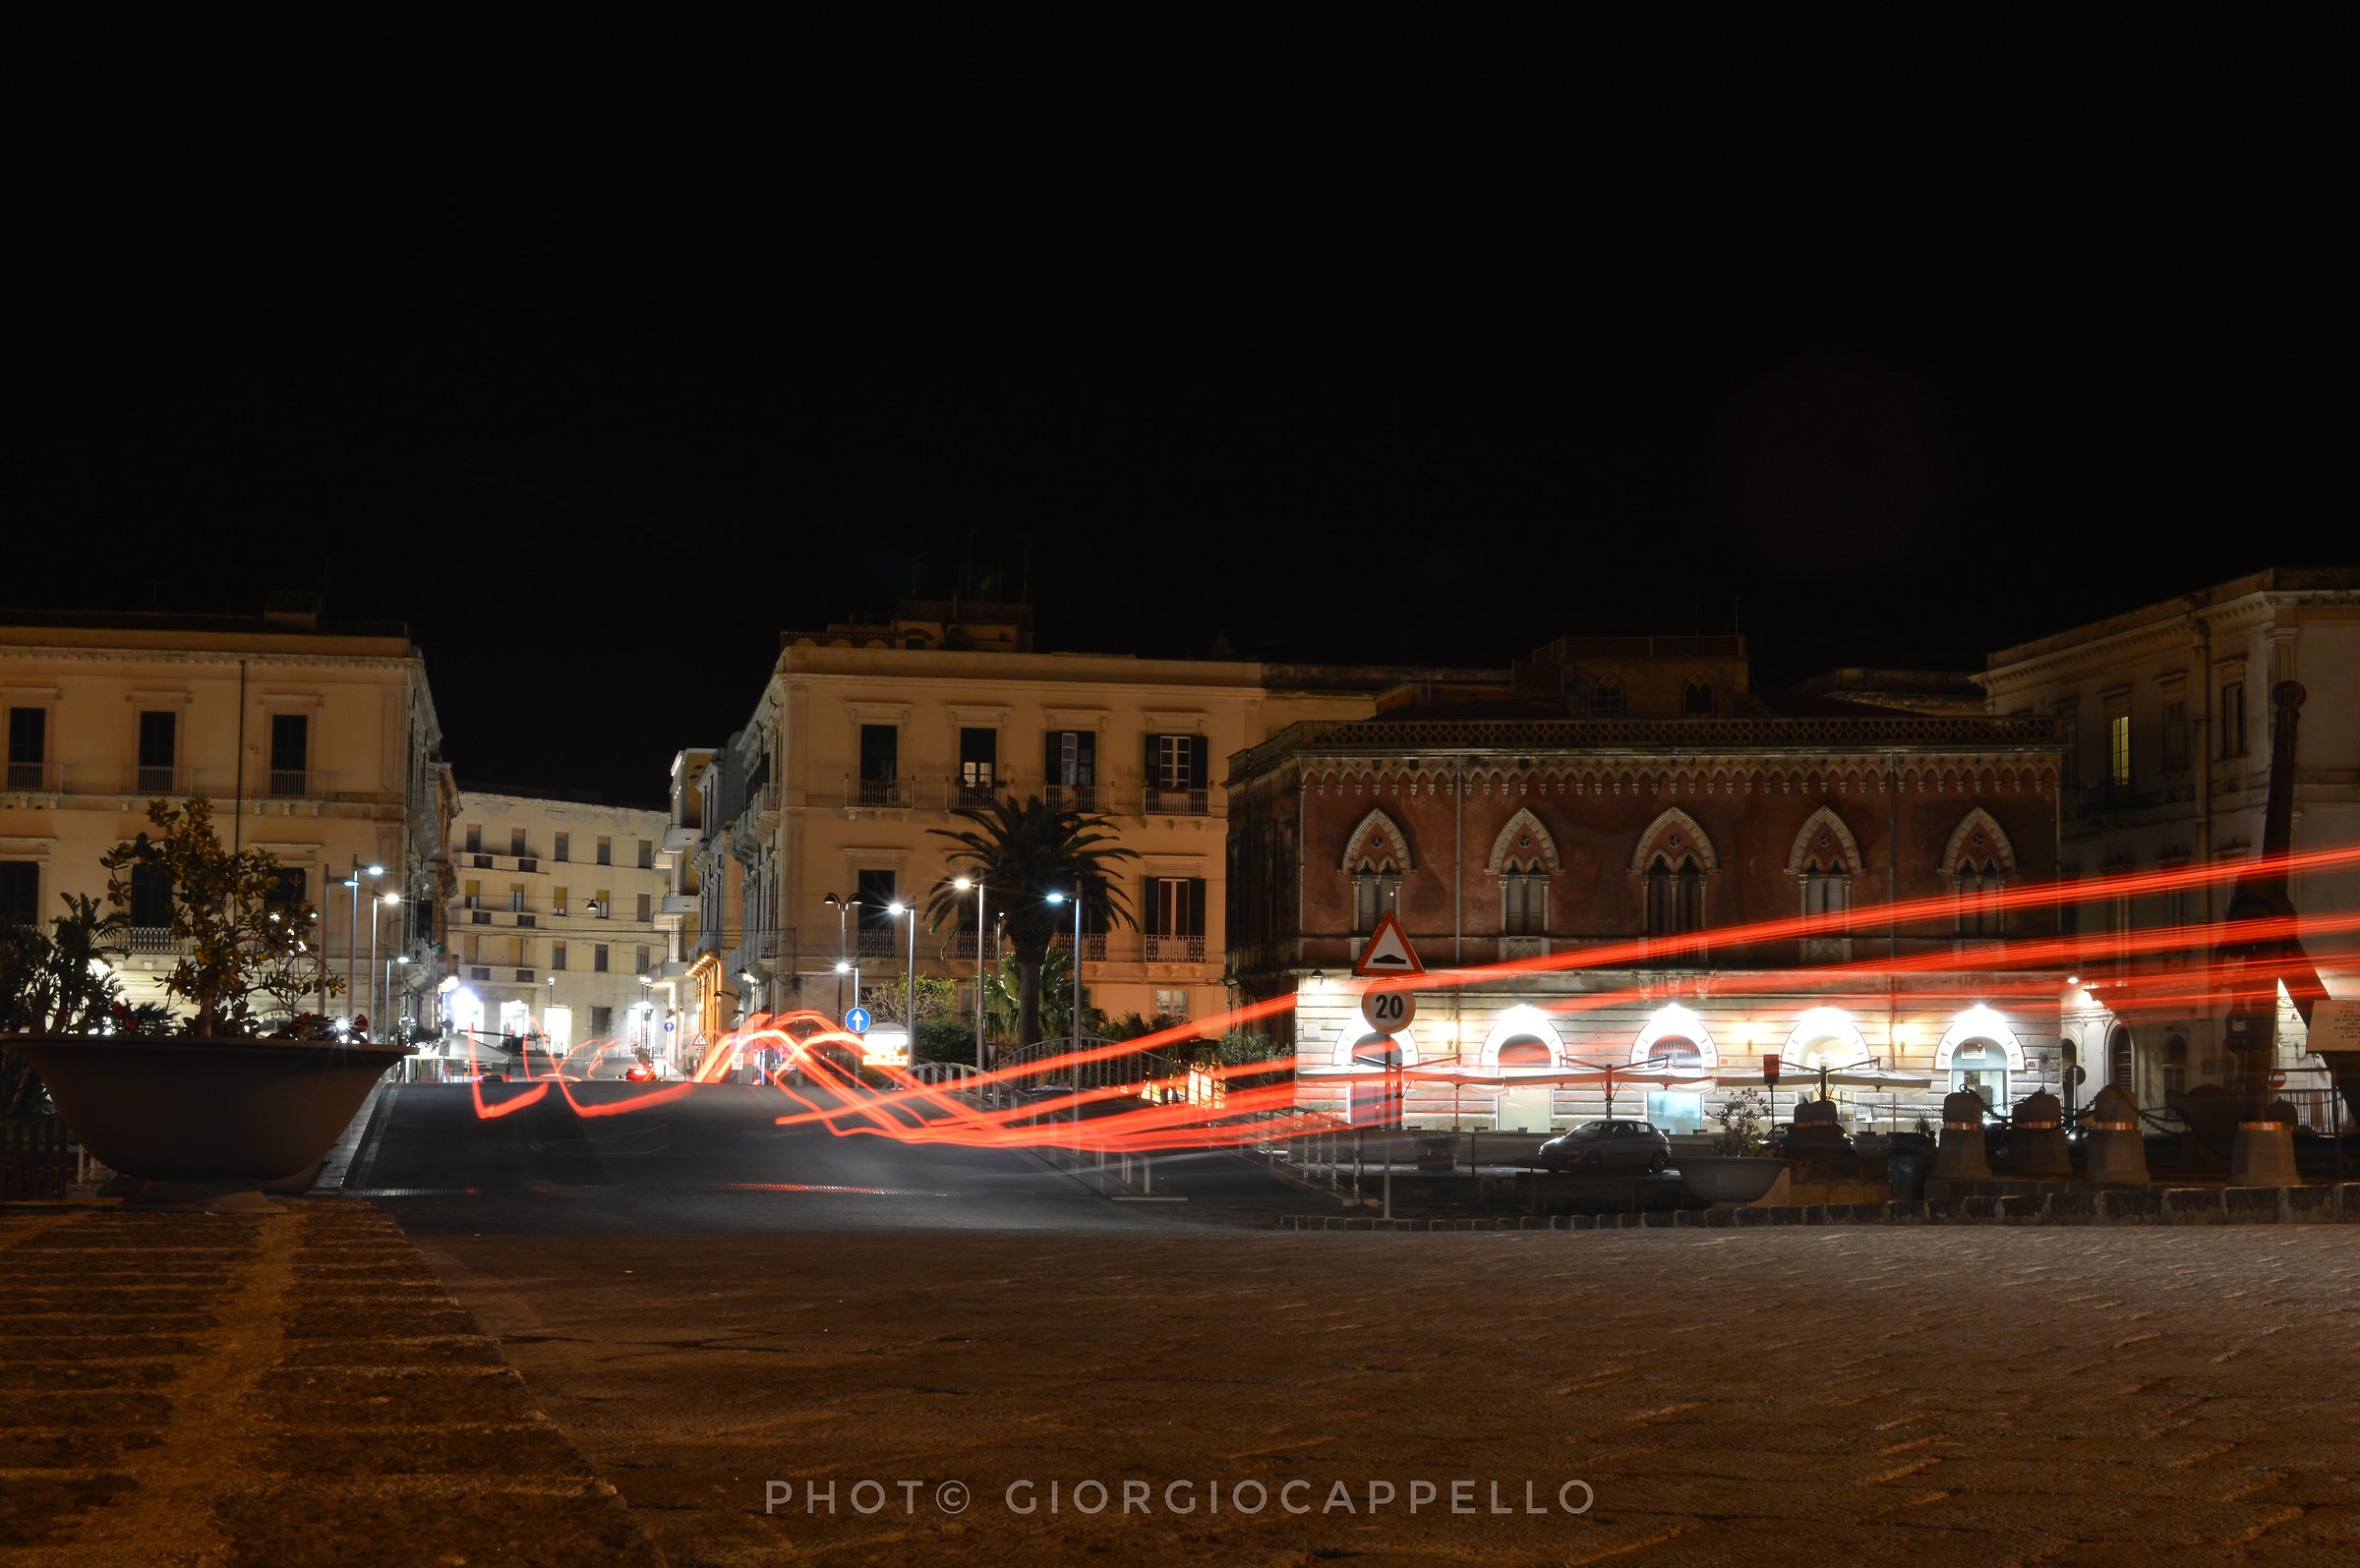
(1, 860, 40, 926)
(636, 945, 651, 975)
(593, 888, 610, 918)
(1682, 679, 1714, 717)
(462, 878, 481, 910)
(1956, 854, 2004, 937)
(137, 710, 177, 791)
(1146, 876, 1208, 960)
(1351, 860, 1399, 933)
(594, 944, 610, 972)
(2053, 702, 2079, 789)
(464, 824, 483, 854)
(553, 885, 568, 916)
(636, 839, 652, 869)
(509, 828, 526, 856)
(508, 936, 526, 968)
(268, 713, 309, 795)
(2109, 1025, 2134, 1099)
(635, 892, 652, 924)
(2108, 713, 2131, 787)
(2162, 697, 2188, 770)
(2161, 1034, 2188, 1099)
(1151, 733, 1205, 790)
(555, 832, 570, 862)
(1154, 988, 1190, 1019)
(6, 708, 45, 789)
(509, 884, 526, 912)
(1500, 857, 1546, 935)
(591, 1005, 613, 1037)
(1800, 853, 1851, 960)
(2219, 681, 2247, 759)
(552, 941, 567, 971)
(1644, 854, 1704, 940)
(1044, 729, 1096, 802)
(596, 836, 612, 866)
(859, 725, 900, 803)
(264, 868, 304, 913)
(959, 727, 997, 801)
(1589, 681, 1624, 720)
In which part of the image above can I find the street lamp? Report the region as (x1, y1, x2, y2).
(822, 893, 862, 1017)
(370, 891, 400, 1037)
(1045, 889, 1083, 1052)
(342, 859, 384, 1031)
(887, 901, 916, 1067)
(954, 876, 989, 1071)
(387, 953, 410, 1044)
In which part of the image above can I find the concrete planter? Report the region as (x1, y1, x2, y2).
(10, 1035, 406, 1211)
(1679, 1155, 1791, 1206)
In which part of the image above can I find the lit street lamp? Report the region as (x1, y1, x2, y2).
(953, 876, 989, 1071)
(370, 891, 400, 1037)
(821, 892, 861, 1017)
(1045, 889, 1082, 1053)
(342, 859, 383, 1031)
(887, 901, 916, 1068)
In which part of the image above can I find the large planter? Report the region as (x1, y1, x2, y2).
(1679, 1155, 1791, 1207)
(10, 1035, 407, 1211)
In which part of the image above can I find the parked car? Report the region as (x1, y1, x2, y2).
(1537, 1120, 1672, 1173)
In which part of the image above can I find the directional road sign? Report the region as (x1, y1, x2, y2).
(844, 1007, 872, 1035)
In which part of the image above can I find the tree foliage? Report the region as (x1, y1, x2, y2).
(926, 795, 1136, 1047)
(1, 893, 133, 1115)
(99, 797, 340, 1036)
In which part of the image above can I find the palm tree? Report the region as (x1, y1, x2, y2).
(927, 794, 1136, 1050)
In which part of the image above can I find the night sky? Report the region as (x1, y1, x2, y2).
(15, 209, 2349, 803)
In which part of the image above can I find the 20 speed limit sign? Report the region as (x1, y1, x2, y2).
(1359, 986, 1418, 1031)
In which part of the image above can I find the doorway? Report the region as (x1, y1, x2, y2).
(1349, 1034, 1403, 1128)
(1497, 1036, 1554, 1132)
(1949, 1040, 2007, 1110)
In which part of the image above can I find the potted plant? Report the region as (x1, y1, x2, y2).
(1679, 1088, 1791, 1206)
(5, 797, 409, 1211)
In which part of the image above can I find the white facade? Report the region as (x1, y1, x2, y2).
(444, 789, 672, 1072)
(1980, 567, 2360, 1127)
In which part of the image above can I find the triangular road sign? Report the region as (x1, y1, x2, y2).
(1352, 911, 1426, 978)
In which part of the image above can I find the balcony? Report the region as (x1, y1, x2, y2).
(664, 824, 697, 852)
(4, 761, 62, 793)
(266, 769, 323, 800)
(854, 777, 909, 808)
(856, 928, 898, 958)
(1044, 783, 1101, 812)
(1048, 931, 1108, 962)
(658, 893, 695, 923)
(126, 925, 182, 958)
(1145, 934, 1208, 964)
(1141, 785, 1211, 816)
(1499, 935, 1550, 960)
(747, 782, 782, 834)
(953, 777, 1000, 810)
(122, 765, 193, 797)
(949, 931, 1005, 961)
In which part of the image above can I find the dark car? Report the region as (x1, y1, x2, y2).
(1537, 1119, 1672, 1173)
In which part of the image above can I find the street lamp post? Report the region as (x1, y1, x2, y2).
(822, 893, 861, 1017)
(1045, 889, 1083, 1051)
(955, 877, 988, 1072)
(342, 859, 383, 1031)
(370, 891, 400, 1038)
(887, 901, 916, 1067)
(387, 953, 410, 1045)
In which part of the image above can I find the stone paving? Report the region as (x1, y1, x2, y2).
(0, 1202, 660, 1567)
(401, 1212, 2360, 1567)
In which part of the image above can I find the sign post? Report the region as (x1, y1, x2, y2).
(1351, 914, 1426, 1221)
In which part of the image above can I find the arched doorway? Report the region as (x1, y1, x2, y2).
(1497, 1036, 1555, 1132)
(1949, 1040, 2007, 1109)
(2108, 1024, 2135, 1104)
(1644, 1035, 1705, 1132)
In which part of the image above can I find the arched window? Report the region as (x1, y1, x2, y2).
(1649, 1035, 1703, 1074)
(1501, 854, 1546, 935)
(1645, 852, 1705, 939)
(2108, 1024, 2135, 1102)
(1944, 812, 2014, 938)
(1353, 857, 1400, 934)
(1683, 678, 1714, 717)
(2161, 1034, 2188, 1098)
(1788, 809, 1860, 962)
(1590, 680, 1624, 720)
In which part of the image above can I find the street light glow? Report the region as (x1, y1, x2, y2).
(1045, 891, 1066, 904)
(366, 863, 384, 876)
(954, 876, 973, 891)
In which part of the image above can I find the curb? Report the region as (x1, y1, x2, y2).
(1274, 1183, 2360, 1231)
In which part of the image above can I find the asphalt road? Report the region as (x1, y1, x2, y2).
(351, 1082, 1325, 1237)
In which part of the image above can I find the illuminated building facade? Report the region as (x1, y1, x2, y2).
(697, 602, 1476, 1037)
(0, 602, 453, 1031)
(1980, 567, 2360, 1127)
(1228, 636, 2071, 1132)
(445, 787, 672, 1067)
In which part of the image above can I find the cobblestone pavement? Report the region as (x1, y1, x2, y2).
(0, 1203, 660, 1567)
(405, 1220, 2360, 1568)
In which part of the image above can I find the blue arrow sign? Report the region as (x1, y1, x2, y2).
(844, 1007, 872, 1035)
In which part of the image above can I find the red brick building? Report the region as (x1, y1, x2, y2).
(1225, 637, 2070, 1133)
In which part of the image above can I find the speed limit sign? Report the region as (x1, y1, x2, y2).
(1359, 986, 1418, 1032)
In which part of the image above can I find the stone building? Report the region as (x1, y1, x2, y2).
(0, 600, 453, 1031)
(1227, 635, 2070, 1132)
(1980, 567, 2360, 1128)
(689, 602, 1481, 1042)
(441, 788, 674, 1066)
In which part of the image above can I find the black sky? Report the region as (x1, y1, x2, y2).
(13, 38, 2351, 802)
